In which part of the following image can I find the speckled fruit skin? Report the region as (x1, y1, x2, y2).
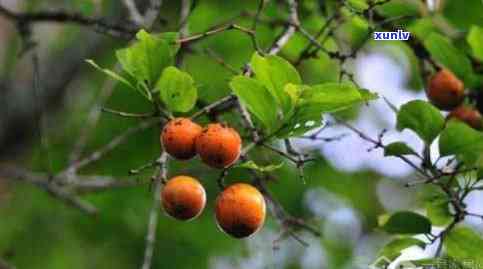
(161, 176, 206, 221)
(447, 106, 483, 130)
(215, 183, 266, 238)
(195, 123, 242, 169)
(161, 118, 202, 160)
(427, 69, 465, 111)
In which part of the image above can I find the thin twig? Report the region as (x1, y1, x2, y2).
(102, 107, 157, 119)
(65, 118, 162, 175)
(237, 101, 261, 142)
(69, 64, 122, 164)
(294, 12, 338, 65)
(129, 159, 159, 175)
(179, 0, 191, 37)
(218, 169, 228, 190)
(175, 0, 192, 67)
(69, 0, 164, 163)
(298, 133, 349, 142)
(123, 0, 144, 26)
(284, 139, 307, 184)
(178, 24, 256, 44)
(0, 5, 136, 39)
(252, 0, 266, 31)
(262, 143, 298, 163)
(141, 152, 168, 269)
(0, 165, 98, 215)
(268, 0, 299, 55)
(235, 0, 301, 141)
(191, 95, 237, 120)
(202, 48, 240, 75)
(335, 117, 429, 178)
(73, 176, 142, 194)
(253, 174, 320, 246)
(143, 0, 163, 28)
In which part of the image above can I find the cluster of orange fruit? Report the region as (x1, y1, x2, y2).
(159, 118, 266, 238)
(427, 69, 483, 130)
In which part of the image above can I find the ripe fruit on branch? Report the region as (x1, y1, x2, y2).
(215, 183, 266, 238)
(195, 123, 242, 168)
(161, 118, 202, 160)
(447, 106, 483, 130)
(427, 69, 465, 111)
(161, 176, 206, 221)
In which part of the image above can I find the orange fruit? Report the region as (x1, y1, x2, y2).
(161, 118, 202, 160)
(215, 183, 266, 238)
(427, 69, 465, 111)
(447, 106, 483, 130)
(196, 123, 242, 168)
(161, 176, 206, 221)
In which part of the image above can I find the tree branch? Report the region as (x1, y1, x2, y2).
(179, 0, 191, 37)
(141, 152, 168, 269)
(123, 0, 145, 26)
(335, 117, 429, 178)
(253, 174, 320, 245)
(102, 107, 157, 119)
(144, 0, 163, 28)
(0, 165, 98, 215)
(68, 0, 164, 163)
(0, 257, 15, 269)
(0, 5, 136, 39)
(191, 95, 237, 120)
(268, 0, 299, 55)
(65, 118, 162, 175)
(178, 24, 256, 45)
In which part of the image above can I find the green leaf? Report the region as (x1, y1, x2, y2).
(423, 33, 473, 84)
(442, 0, 483, 31)
(85, 59, 138, 93)
(467, 25, 483, 62)
(439, 121, 483, 165)
(423, 187, 452, 226)
(300, 82, 366, 111)
(230, 76, 279, 132)
(381, 211, 432, 234)
(284, 83, 304, 120)
(425, 198, 452, 227)
(337, 14, 370, 49)
(73, 1, 95, 15)
(158, 32, 181, 56)
(250, 53, 302, 115)
(276, 105, 326, 138)
(346, 0, 369, 11)
(358, 88, 379, 101)
(396, 100, 445, 144)
(116, 30, 173, 88)
(156, 67, 197, 113)
(408, 18, 437, 41)
(234, 160, 284, 173)
(410, 257, 468, 269)
(277, 83, 377, 138)
(377, 237, 426, 261)
(445, 226, 483, 266)
(375, 0, 422, 18)
(384, 142, 417, 157)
